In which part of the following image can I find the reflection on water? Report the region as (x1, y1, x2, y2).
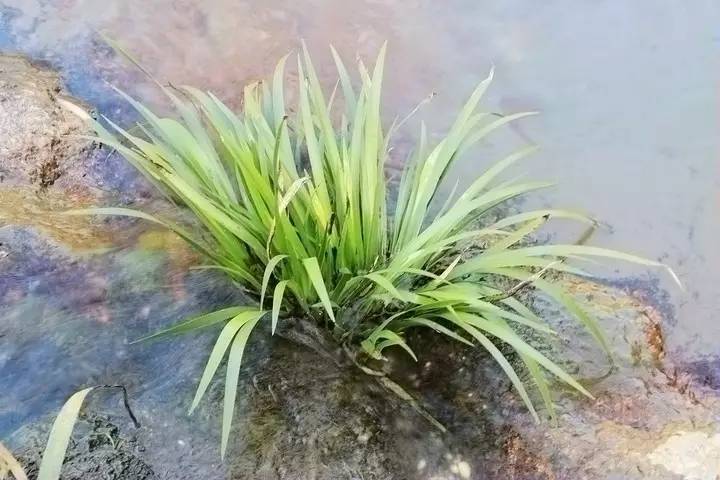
(0, 0, 448, 120)
(1, 0, 719, 475)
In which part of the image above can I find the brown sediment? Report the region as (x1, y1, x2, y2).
(29, 152, 62, 190)
(563, 276, 642, 312)
(0, 184, 202, 259)
(0, 186, 114, 250)
(642, 308, 665, 368)
(502, 428, 556, 480)
(592, 391, 655, 427)
(660, 367, 701, 405)
(562, 277, 673, 369)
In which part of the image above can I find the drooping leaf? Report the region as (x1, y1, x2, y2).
(271, 280, 289, 335)
(221, 315, 262, 458)
(190, 310, 267, 413)
(260, 255, 287, 309)
(0, 442, 27, 480)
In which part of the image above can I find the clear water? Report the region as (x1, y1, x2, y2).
(1, 0, 719, 475)
(5, 0, 714, 352)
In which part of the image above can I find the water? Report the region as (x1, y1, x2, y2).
(8, 0, 715, 352)
(1, 0, 719, 476)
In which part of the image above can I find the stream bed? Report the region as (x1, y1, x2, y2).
(1, 2, 719, 479)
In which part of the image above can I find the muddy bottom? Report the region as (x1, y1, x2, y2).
(15, 415, 155, 480)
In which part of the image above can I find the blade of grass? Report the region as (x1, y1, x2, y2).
(0, 443, 27, 480)
(131, 306, 252, 344)
(38, 386, 139, 480)
(446, 314, 540, 422)
(189, 310, 267, 413)
(271, 280, 289, 335)
(260, 255, 287, 309)
(221, 315, 262, 458)
(302, 257, 336, 322)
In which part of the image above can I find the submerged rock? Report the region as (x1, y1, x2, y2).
(15, 414, 156, 480)
(15, 279, 715, 480)
(224, 275, 716, 480)
(442, 278, 720, 480)
(0, 54, 95, 189)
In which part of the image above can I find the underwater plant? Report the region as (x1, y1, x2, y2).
(71, 42, 677, 457)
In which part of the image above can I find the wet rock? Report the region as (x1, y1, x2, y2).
(395, 277, 720, 480)
(226, 338, 399, 479)
(0, 186, 113, 252)
(178, 277, 720, 480)
(14, 414, 156, 480)
(680, 356, 720, 391)
(0, 54, 194, 254)
(4, 257, 720, 480)
(206, 275, 720, 480)
(0, 54, 95, 189)
(0, 228, 240, 478)
(647, 430, 720, 480)
(229, 275, 707, 480)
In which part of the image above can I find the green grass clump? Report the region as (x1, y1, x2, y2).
(73, 42, 677, 457)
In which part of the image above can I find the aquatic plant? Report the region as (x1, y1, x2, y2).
(71, 43, 677, 457)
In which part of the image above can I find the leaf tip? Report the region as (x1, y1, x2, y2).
(665, 265, 684, 291)
(487, 64, 496, 81)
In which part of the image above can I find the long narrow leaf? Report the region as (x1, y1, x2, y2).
(131, 306, 251, 344)
(189, 310, 267, 413)
(271, 280, 289, 335)
(0, 443, 27, 480)
(260, 255, 287, 309)
(221, 315, 262, 458)
(302, 257, 336, 322)
(37, 386, 139, 480)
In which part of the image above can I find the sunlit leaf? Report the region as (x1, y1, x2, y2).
(190, 310, 267, 414)
(131, 306, 252, 344)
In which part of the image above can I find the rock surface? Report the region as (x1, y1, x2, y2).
(0, 54, 95, 188)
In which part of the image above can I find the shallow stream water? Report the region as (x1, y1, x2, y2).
(1, 1, 719, 478)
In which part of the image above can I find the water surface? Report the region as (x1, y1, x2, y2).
(1, 0, 719, 475)
(9, 0, 712, 352)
